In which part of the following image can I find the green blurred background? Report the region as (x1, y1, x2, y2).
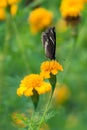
(0, 0, 87, 130)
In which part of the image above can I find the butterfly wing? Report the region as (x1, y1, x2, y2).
(41, 27, 56, 59)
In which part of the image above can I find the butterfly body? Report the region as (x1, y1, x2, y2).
(42, 27, 56, 60)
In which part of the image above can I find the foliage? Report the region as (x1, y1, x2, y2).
(0, 0, 87, 130)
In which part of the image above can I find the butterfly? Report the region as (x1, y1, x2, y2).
(41, 27, 56, 60)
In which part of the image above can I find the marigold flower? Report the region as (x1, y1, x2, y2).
(0, 8, 6, 20)
(0, 0, 7, 7)
(60, 0, 84, 18)
(28, 7, 53, 34)
(0, 0, 20, 20)
(40, 60, 63, 79)
(83, 0, 87, 2)
(17, 74, 51, 97)
(7, 0, 20, 5)
(53, 83, 70, 104)
(10, 4, 18, 16)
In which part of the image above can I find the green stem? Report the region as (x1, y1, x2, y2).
(27, 110, 35, 130)
(38, 92, 52, 130)
(11, 18, 30, 72)
(30, 111, 35, 130)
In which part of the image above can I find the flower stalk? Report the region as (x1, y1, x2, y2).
(49, 74, 56, 94)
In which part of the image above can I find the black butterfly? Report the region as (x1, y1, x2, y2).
(41, 27, 56, 60)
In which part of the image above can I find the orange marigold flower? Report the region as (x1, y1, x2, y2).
(40, 60, 63, 79)
(0, 0, 7, 7)
(0, 8, 6, 20)
(60, 0, 84, 18)
(7, 0, 20, 5)
(17, 74, 51, 97)
(83, 0, 87, 2)
(53, 83, 70, 104)
(0, 0, 20, 21)
(28, 7, 53, 34)
(10, 4, 18, 16)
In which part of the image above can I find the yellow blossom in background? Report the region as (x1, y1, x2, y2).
(12, 112, 27, 128)
(10, 4, 18, 16)
(0, 8, 6, 20)
(7, 0, 20, 5)
(53, 83, 70, 104)
(83, 0, 87, 2)
(40, 60, 63, 79)
(60, 0, 84, 18)
(7, 0, 19, 16)
(17, 74, 51, 97)
(0, 0, 20, 20)
(0, 0, 19, 7)
(0, 0, 7, 7)
(28, 7, 53, 34)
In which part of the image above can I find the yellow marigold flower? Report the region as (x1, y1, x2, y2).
(0, 0, 7, 7)
(40, 60, 63, 79)
(0, 8, 6, 20)
(28, 7, 53, 34)
(83, 0, 87, 2)
(53, 83, 70, 104)
(10, 4, 18, 16)
(60, 0, 84, 18)
(17, 74, 51, 96)
(7, 0, 20, 5)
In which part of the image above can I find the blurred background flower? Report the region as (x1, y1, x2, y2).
(0, 8, 6, 20)
(60, 0, 84, 25)
(12, 112, 27, 128)
(53, 83, 70, 105)
(0, 0, 20, 20)
(28, 7, 53, 34)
